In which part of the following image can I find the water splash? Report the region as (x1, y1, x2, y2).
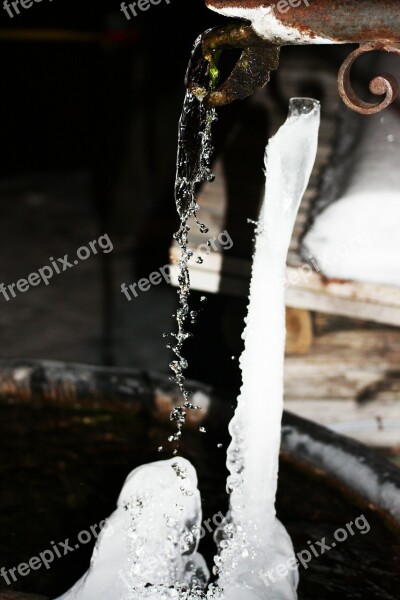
(167, 33, 217, 446)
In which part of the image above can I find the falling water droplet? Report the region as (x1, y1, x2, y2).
(167, 31, 217, 454)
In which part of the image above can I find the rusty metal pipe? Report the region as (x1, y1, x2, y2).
(206, 0, 400, 45)
(201, 0, 400, 113)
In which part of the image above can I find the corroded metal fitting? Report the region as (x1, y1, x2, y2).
(200, 23, 280, 107)
(202, 0, 400, 114)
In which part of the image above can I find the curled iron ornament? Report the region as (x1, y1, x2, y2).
(338, 42, 400, 115)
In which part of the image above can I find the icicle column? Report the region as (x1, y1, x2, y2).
(218, 99, 320, 599)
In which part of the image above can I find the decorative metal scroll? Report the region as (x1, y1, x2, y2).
(338, 42, 400, 115)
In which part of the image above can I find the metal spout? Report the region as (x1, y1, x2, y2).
(200, 24, 280, 107)
(202, 0, 400, 114)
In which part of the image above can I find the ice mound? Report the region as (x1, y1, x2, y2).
(55, 458, 209, 600)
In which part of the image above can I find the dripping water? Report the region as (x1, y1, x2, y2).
(166, 34, 217, 447)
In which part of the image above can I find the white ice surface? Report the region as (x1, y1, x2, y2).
(282, 428, 400, 522)
(214, 99, 321, 599)
(55, 458, 209, 600)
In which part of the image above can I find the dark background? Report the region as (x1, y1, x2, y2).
(0, 0, 231, 377)
(0, 0, 344, 387)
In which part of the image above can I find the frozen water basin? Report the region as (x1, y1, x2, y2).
(0, 362, 398, 599)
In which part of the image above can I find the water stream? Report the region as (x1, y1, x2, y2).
(166, 34, 217, 447)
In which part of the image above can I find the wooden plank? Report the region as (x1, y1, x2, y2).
(284, 329, 400, 401)
(171, 258, 400, 326)
(286, 308, 313, 355)
(284, 399, 400, 448)
(285, 268, 400, 327)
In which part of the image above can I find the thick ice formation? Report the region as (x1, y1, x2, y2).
(54, 99, 320, 600)
(303, 101, 400, 286)
(55, 458, 209, 600)
(214, 99, 320, 599)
